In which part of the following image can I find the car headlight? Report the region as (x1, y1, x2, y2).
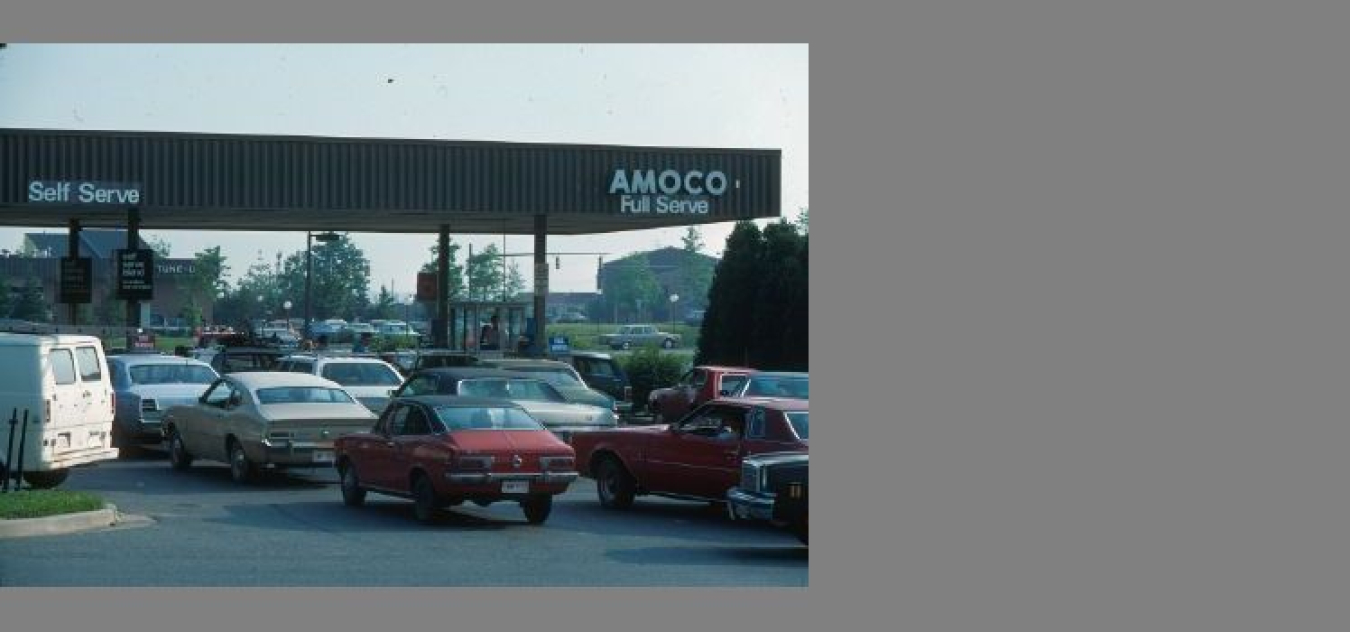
(740, 462, 762, 493)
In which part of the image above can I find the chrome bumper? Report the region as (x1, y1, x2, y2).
(727, 488, 777, 521)
(444, 471, 579, 485)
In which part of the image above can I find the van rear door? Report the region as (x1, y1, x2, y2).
(74, 345, 111, 421)
(46, 346, 84, 428)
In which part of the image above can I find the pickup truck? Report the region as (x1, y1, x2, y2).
(570, 398, 808, 509)
(596, 325, 681, 350)
(647, 365, 754, 425)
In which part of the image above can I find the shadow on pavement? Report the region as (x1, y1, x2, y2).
(203, 500, 531, 534)
(605, 545, 808, 567)
(544, 493, 792, 543)
(72, 461, 336, 495)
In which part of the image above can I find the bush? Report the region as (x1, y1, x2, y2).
(620, 348, 689, 413)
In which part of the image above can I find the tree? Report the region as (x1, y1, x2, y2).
(419, 238, 465, 300)
(697, 222, 763, 365)
(146, 235, 173, 259)
(678, 226, 715, 310)
(11, 277, 52, 323)
(275, 235, 371, 321)
(0, 271, 13, 318)
(503, 259, 526, 300)
(465, 243, 505, 302)
(369, 285, 401, 321)
(180, 246, 228, 327)
(749, 220, 808, 369)
(94, 287, 127, 327)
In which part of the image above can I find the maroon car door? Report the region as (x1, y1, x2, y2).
(390, 404, 435, 485)
(645, 403, 748, 499)
(360, 405, 408, 491)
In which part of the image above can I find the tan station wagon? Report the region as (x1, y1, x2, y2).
(162, 372, 377, 484)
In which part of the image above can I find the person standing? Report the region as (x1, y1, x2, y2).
(479, 313, 501, 351)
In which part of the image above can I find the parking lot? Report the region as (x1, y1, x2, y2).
(0, 450, 807, 587)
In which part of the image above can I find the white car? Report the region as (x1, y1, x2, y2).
(277, 354, 405, 413)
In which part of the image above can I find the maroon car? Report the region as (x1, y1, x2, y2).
(334, 395, 578, 524)
(646, 365, 755, 424)
(571, 397, 809, 508)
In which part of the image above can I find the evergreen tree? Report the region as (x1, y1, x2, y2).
(11, 277, 52, 323)
(697, 221, 763, 365)
(370, 285, 401, 320)
(465, 243, 505, 302)
(749, 220, 807, 369)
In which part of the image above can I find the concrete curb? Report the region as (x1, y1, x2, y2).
(0, 503, 119, 539)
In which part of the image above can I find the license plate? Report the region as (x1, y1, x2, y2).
(312, 450, 335, 464)
(501, 480, 529, 494)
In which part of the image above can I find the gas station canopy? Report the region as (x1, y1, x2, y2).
(0, 128, 781, 234)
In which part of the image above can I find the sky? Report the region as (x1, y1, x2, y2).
(0, 44, 808, 299)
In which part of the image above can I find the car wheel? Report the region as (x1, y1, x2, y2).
(621, 341, 632, 350)
(168, 429, 193, 471)
(595, 458, 636, 509)
(339, 462, 367, 507)
(793, 510, 809, 545)
(661, 338, 675, 349)
(228, 440, 257, 484)
(22, 469, 70, 489)
(522, 494, 553, 524)
(412, 474, 440, 524)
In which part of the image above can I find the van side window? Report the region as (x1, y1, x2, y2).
(51, 349, 77, 385)
(75, 346, 103, 381)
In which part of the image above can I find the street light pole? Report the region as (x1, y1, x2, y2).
(304, 231, 313, 341)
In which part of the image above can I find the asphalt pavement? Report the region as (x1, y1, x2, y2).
(0, 449, 806, 586)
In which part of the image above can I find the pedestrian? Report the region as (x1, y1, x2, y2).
(353, 332, 373, 353)
(479, 313, 501, 351)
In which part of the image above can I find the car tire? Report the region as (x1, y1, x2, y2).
(22, 469, 69, 489)
(661, 338, 675, 349)
(339, 462, 367, 507)
(412, 474, 440, 524)
(522, 494, 553, 524)
(168, 429, 193, 471)
(228, 440, 257, 484)
(595, 458, 636, 510)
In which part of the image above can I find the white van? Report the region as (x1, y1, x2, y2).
(0, 334, 118, 488)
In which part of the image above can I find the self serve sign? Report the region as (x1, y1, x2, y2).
(28, 180, 142, 205)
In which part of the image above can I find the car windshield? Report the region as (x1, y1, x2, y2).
(743, 376, 810, 399)
(434, 405, 545, 431)
(720, 374, 751, 394)
(459, 378, 566, 403)
(255, 387, 356, 405)
(784, 411, 809, 440)
(321, 362, 402, 386)
(129, 364, 218, 385)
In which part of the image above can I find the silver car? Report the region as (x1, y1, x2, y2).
(162, 372, 377, 484)
(108, 354, 220, 452)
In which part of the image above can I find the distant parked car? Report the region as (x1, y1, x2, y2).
(557, 311, 589, 324)
(683, 309, 706, 326)
(392, 368, 617, 442)
(563, 351, 633, 415)
(596, 325, 681, 350)
(334, 396, 578, 524)
(107, 355, 220, 452)
(728, 452, 809, 545)
(411, 349, 482, 371)
(162, 372, 377, 484)
(277, 354, 405, 413)
(476, 358, 617, 413)
(647, 365, 755, 425)
(570, 398, 809, 509)
(726, 372, 809, 400)
(191, 346, 287, 374)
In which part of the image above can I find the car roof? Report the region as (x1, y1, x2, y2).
(394, 395, 527, 409)
(109, 354, 213, 367)
(480, 359, 573, 369)
(413, 367, 536, 380)
(713, 396, 809, 411)
(225, 371, 343, 390)
(698, 365, 756, 373)
(280, 354, 394, 364)
(749, 371, 809, 379)
(565, 350, 614, 360)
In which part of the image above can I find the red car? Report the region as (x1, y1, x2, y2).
(571, 397, 809, 508)
(646, 365, 755, 424)
(334, 395, 578, 524)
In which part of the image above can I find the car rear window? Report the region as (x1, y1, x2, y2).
(50, 349, 77, 385)
(75, 346, 103, 381)
(321, 362, 402, 386)
(459, 378, 566, 403)
(130, 364, 218, 385)
(784, 411, 809, 440)
(256, 387, 356, 405)
(744, 376, 810, 399)
(719, 373, 750, 394)
(576, 358, 617, 378)
(435, 406, 544, 431)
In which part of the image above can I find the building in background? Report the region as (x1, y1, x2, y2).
(0, 229, 211, 326)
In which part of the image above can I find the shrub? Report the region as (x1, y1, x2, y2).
(620, 348, 689, 413)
